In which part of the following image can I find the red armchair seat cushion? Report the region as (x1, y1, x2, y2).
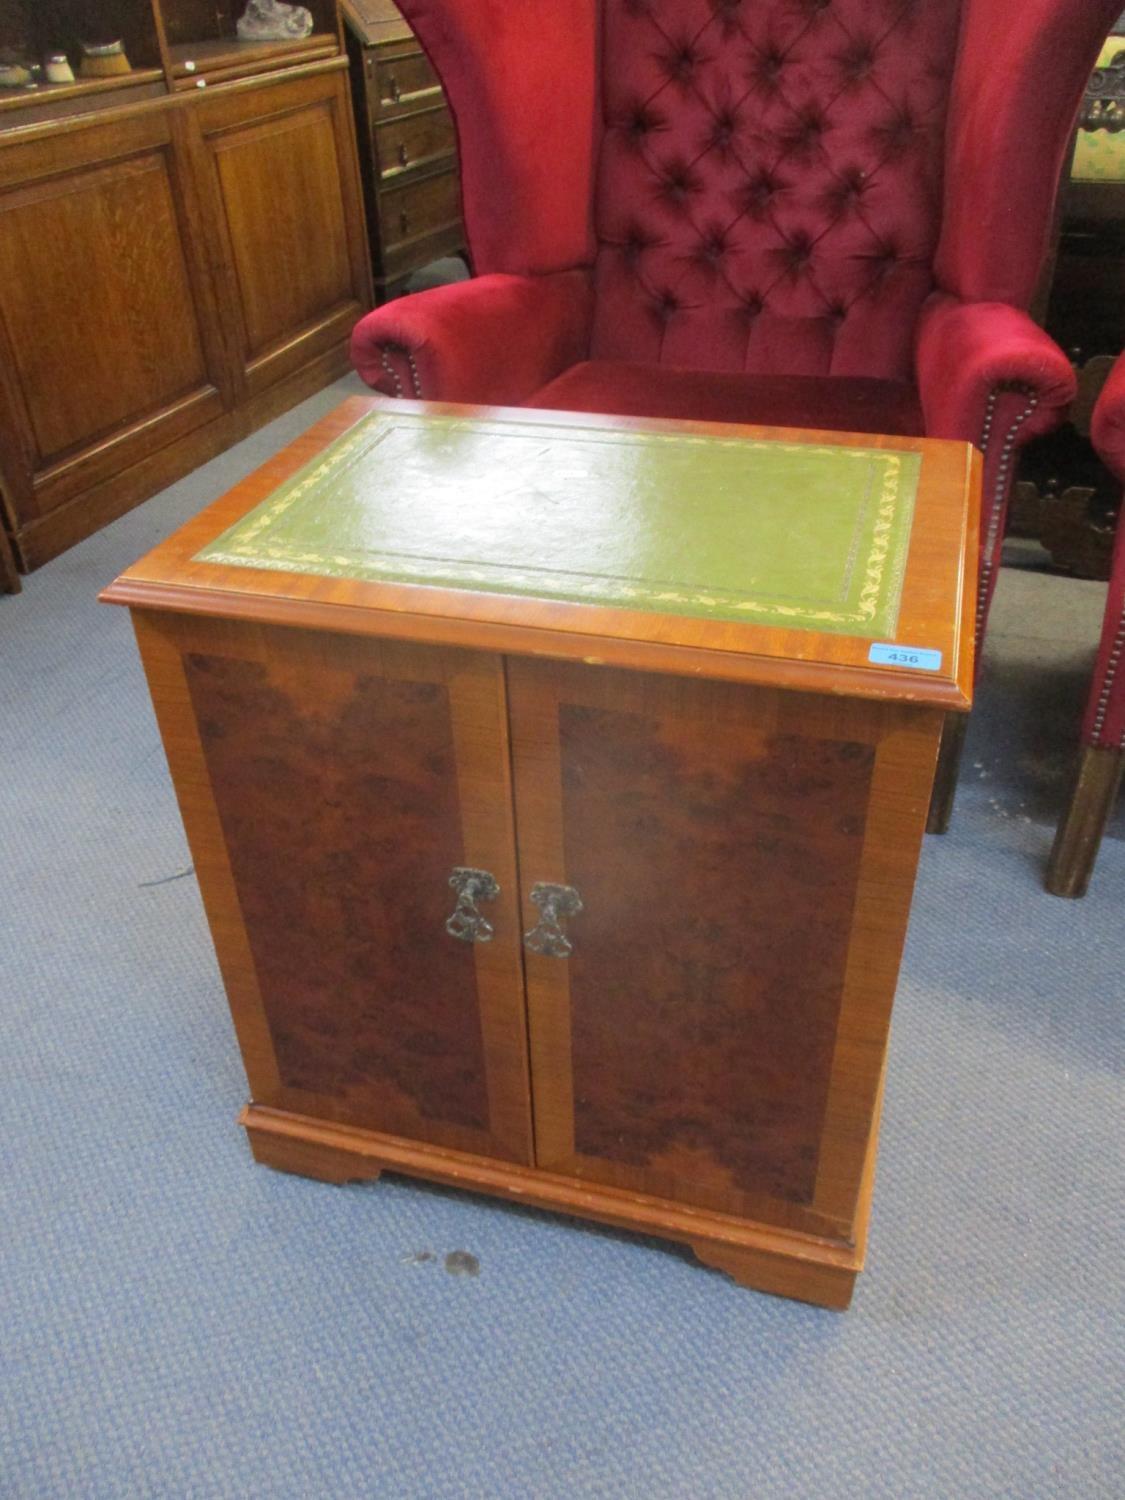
(524, 361, 924, 437)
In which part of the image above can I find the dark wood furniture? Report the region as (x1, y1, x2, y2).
(341, 0, 462, 302)
(103, 397, 978, 1309)
(0, 0, 372, 578)
(1048, 741, 1124, 896)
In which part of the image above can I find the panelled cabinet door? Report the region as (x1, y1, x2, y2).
(190, 71, 370, 401)
(136, 615, 533, 1165)
(508, 658, 940, 1241)
(0, 112, 226, 540)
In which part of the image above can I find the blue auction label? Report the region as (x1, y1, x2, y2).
(868, 642, 943, 672)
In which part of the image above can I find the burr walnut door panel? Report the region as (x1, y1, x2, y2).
(192, 71, 370, 401)
(136, 614, 532, 1164)
(0, 112, 226, 530)
(508, 659, 940, 1240)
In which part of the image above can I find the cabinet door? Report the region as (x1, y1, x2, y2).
(0, 112, 227, 542)
(136, 614, 532, 1165)
(508, 658, 939, 1240)
(191, 69, 370, 401)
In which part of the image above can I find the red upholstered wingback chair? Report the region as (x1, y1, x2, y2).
(1046, 354, 1125, 897)
(350, 0, 1120, 813)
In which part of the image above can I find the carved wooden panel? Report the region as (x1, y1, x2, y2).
(199, 75, 369, 393)
(142, 617, 532, 1163)
(509, 658, 938, 1237)
(212, 108, 351, 355)
(0, 125, 217, 516)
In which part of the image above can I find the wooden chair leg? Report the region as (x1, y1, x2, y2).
(926, 713, 969, 834)
(1046, 745, 1124, 898)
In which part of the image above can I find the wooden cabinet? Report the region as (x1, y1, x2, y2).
(0, 0, 165, 105)
(190, 70, 369, 398)
(342, 0, 464, 301)
(105, 398, 979, 1309)
(160, 0, 340, 87)
(0, 112, 226, 541)
(0, 1, 371, 575)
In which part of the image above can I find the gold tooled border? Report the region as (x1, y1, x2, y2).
(197, 413, 918, 633)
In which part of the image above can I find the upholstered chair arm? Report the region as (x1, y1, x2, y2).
(915, 293, 1076, 650)
(350, 270, 593, 406)
(916, 294, 1076, 443)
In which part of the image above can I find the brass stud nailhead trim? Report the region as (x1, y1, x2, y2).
(378, 344, 423, 400)
(975, 386, 1039, 640)
(404, 349, 423, 398)
(1090, 613, 1125, 747)
(377, 346, 404, 398)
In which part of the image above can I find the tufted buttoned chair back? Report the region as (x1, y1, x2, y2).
(391, 0, 1110, 383)
(590, 0, 960, 379)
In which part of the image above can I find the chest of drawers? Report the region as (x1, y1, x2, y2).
(342, 0, 464, 299)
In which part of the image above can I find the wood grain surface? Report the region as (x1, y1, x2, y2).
(508, 657, 941, 1240)
(134, 611, 534, 1163)
(0, 111, 223, 525)
(1, 57, 372, 571)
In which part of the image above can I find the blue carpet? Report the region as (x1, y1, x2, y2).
(1, 376, 1122, 1498)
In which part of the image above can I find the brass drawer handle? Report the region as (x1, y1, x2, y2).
(397, 85, 442, 106)
(445, 867, 499, 944)
(523, 883, 583, 958)
(398, 143, 409, 167)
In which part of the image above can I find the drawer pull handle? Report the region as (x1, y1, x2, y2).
(524, 883, 583, 958)
(398, 143, 409, 166)
(445, 867, 499, 944)
(399, 208, 410, 235)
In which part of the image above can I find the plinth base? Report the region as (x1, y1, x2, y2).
(242, 1103, 879, 1310)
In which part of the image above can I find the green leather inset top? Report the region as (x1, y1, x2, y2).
(196, 411, 921, 637)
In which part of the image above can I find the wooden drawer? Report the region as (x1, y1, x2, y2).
(379, 168, 460, 250)
(375, 51, 442, 114)
(344, 7, 465, 300)
(375, 106, 456, 180)
(380, 222, 465, 291)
